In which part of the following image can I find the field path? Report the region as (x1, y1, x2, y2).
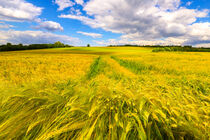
(104, 56, 137, 78)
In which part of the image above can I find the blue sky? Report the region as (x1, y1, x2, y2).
(0, 0, 209, 47)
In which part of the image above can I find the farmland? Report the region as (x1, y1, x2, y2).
(0, 47, 209, 139)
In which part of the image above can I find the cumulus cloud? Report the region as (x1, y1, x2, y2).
(0, 0, 42, 22)
(77, 31, 102, 38)
(183, 22, 210, 45)
(33, 21, 64, 31)
(0, 30, 80, 45)
(59, 0, 210, 46)
(54, 0, 75, 11)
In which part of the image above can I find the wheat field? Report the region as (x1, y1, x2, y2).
(0, 47, 209, 139)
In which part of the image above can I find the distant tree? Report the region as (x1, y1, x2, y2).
(87, 44, 90, 47)
(7, 43, 12, 46)
(183, 45, 192, 48)
(54, 41, 64, 47)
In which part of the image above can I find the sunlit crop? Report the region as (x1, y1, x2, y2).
(0, 47, 209, 139)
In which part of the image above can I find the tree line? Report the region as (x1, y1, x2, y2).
(0, 42, 73, 51)
(108, 44, 193, 48)
(108, 44, 210, 52)
(152, 46, 210, 52)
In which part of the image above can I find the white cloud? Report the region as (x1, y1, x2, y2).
(69, 7, 82, 15)
(54, 0, 84, 11)
(59, 14, 98, 27)
(186, 1, 192, 6)
(94, 37, 186, 46)
(33, 21, 64, 31)
(54, 0, 75, 11)
(184, 22, 210, 45)
(77, 31, 102, 38)
(59, 0, 210, 46)
(75, 0, 84, 5)
(195, 43, 210, 48)
(0, 30, 80, 45)
(0, 0, 42, 22)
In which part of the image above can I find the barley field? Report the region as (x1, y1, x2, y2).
(0, 47, 209, 139)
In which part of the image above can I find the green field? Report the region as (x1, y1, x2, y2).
(0, 47, 209, 139)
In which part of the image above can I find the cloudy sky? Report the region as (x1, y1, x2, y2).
(0, 0, 209, 47)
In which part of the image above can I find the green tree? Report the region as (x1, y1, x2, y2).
(6, 43, 12, 46)
(54, 41, 64, 48)
(87, 44, 90, 47)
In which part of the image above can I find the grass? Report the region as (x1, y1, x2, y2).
(0, 47, 209, 139)
(111, 56, 155, 74)
(86, 57, 108, 79)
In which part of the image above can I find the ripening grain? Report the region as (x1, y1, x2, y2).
(0, 47, 209, 140)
